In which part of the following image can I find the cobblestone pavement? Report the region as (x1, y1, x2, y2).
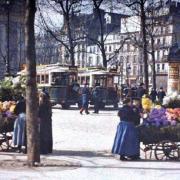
(0, 106, 180, 180)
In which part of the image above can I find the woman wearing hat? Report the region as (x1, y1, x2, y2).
(112, 98, 140, 160)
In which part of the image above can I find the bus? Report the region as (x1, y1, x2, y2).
(36, 64, 80, 109)
(78, 68, 120, 108)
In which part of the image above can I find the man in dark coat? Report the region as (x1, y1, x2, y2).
(157, 87, 166, 104)
(39, 92, 53, 154)
(150, 88, 157, 103)
(92, 83, 101, 114)
(136, 83, 146, 99)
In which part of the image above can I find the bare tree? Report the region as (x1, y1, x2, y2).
(86, 0, 128, 69)
(118, 0, 149, 91)
(38, 0, 83, 67)
(25, 0, 40, 166)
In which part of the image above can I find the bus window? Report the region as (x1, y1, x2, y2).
(37, 75, 40, 83)
(45, 74, 49, 84)
(41, 75, 45, 84)
(107, 77, 113, 87)
(51, 72, 68, 86)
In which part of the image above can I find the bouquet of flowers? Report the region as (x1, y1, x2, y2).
(166, 108, 180, 122)
(163, 92, 180, 108)
(142, 95, 152, 112)
(144, 107, 170, 127)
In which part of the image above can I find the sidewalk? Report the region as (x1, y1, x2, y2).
(0, 151, 180, 180)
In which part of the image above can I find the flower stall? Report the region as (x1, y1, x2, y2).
(137, 92, 180, 160)
(0, 76, 25, 151)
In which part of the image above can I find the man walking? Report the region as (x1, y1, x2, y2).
(80, 83, 90, 115)
(92, 83, 101, 114)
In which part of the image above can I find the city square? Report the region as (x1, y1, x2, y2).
(0, 0, 180, 179)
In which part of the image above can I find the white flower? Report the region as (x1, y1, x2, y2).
(163, 96, 171, 105)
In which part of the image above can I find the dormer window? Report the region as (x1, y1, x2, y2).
(104, 13, 111, 24)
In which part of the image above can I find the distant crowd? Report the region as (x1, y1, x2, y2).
(122, 83, 166, 104)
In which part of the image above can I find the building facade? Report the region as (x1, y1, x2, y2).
(0, 0, 25, 78)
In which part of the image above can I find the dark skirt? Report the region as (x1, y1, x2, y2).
(112, 121, 140, 156)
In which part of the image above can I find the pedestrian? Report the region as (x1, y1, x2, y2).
(92, 83, 101, 114)
(150, 88, 157, 103)
(13, 95, 26, 153)
(132, 98, 142, 126)
(136, 83, 146, 99)
(157, 87, 166, 104)
(80, 83, 90, 115)
(39, 92, 53, 154)
(112, 98, 140, 161)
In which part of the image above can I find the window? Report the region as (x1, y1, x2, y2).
(109, 46, 112, 52)
(45, 74, 49, 84)
(157, 39, 160, 45)
(37, 75, 40, 83)
(126, 56, 129, 63)
(41, 75, 45, 83)
(157, 51, 160, 60)
(157, 64, 160, 72)
(133, 55, 137, 63)
(93, 47, 96, 53)
(162, 64, 165, 70)
(133, 66, 137, 75)
(88, 57, 92, 66)
(163, 37, 166, 45)
(105, 46, 107, 52)
(97, 56, 100, 66)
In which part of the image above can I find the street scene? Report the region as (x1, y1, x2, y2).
(0, 107, 180, 180)
(0, 0, 180, 179)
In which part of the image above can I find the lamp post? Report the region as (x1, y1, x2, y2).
(6, 0, 10, 76)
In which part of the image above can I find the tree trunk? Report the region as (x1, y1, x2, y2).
(25, 0, 40, 166)
(151, 36, 156, 90)
(140, 1, 149, 92)
(95, 5, 107, 69)
(66, 16, 75, 66)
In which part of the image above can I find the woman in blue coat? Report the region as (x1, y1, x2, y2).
(112, 98, 140, 160)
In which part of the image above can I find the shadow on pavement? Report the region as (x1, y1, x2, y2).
(51, 150, 113, 158)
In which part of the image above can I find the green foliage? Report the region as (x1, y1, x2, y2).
(0, 76, 26, 101)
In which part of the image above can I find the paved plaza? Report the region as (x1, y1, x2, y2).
(0, 107, 180, 180)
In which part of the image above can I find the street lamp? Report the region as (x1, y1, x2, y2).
(6, 0, 10, 76)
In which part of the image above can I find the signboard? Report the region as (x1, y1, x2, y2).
(109, 68, 117, 73)
(69, 66, 78, 72)
(169, 65, 179, 79)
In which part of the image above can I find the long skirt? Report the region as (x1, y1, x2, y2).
(81, 94, 89, 109)
(13, 113, 26, 146)
(112, 121, 140, 156)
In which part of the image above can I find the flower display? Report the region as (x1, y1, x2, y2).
(166, 108, 180, 122)
(163, 92, 180, 108)
(144, 107, 180, 127)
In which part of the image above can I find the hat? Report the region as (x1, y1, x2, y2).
(132, 97, 141, 101)
(123, 98, 131, 105)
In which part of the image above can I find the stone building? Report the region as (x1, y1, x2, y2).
(87, 1, 180, 90)
(0, 0, 25, 79)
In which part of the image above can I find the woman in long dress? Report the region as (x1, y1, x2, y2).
(39, 92, 53, 154)
(13, 96, 26, 152)
(112, 98, 140, 160)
